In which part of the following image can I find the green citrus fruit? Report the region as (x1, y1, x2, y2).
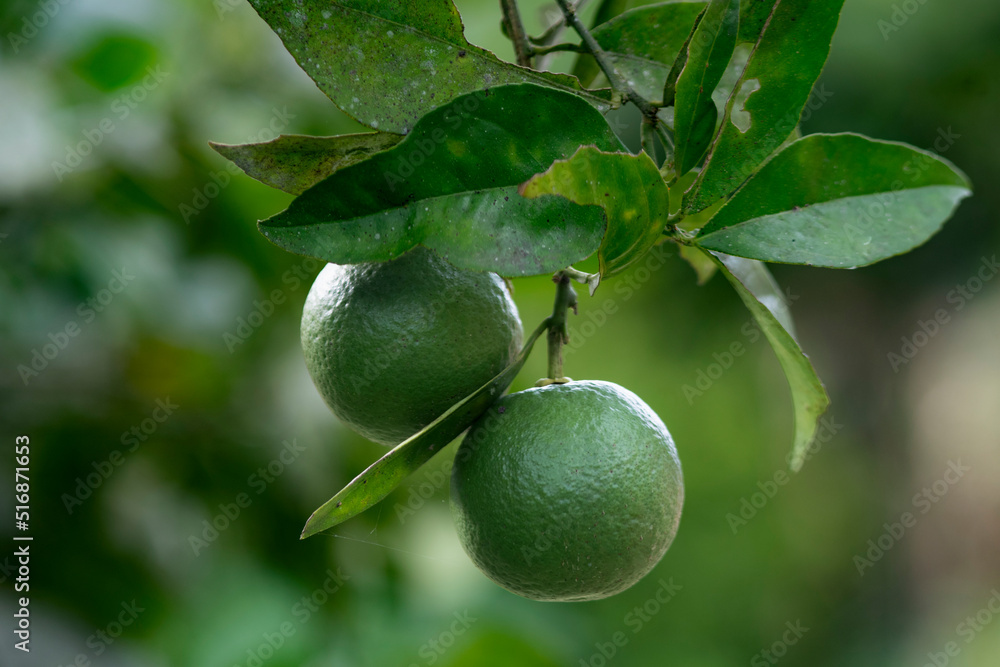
(450, 380, 683, 602)
(301, 247, 523, 446)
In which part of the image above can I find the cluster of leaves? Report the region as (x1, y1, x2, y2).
(213, 0, 971, 537)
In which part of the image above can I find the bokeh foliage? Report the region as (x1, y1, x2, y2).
(1, 1, 999, 665)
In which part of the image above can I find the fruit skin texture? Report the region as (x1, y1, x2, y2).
(450, 380, 683, 602)
(301, 247, 523, 446)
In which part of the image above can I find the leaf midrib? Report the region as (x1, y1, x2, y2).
(700, 184, 971, 239)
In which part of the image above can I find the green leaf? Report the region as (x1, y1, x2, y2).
(685, 0, 845, 213)
(259, 84, 625, 277)
(247, 0, 611, 135)
(717, 254, 796, 339)
(300, 318, 549, 538)
(589, 0, 633, 30)
(520, 147, 670, 279)
(738, 0, 776, 44)
(673, 0, 739, 174)
(708, 41, 751, 115)
(589, 2, 708, 102)
(573, 0, 694, 85)
(679, 244, 718, 284)
(709, 252, 828, 471)
(573, 0, 647, 86)
(210, 133, 403, 196)
(696, 133, 973, 268)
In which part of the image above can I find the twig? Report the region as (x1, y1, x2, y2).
(530, 42, 588, 56)
(531, 15, 568, 47)
(499, 0, 533, 68)
(553, 0, 659, 117)
(531, 0, 581, 70)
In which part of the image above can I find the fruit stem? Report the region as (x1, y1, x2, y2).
(546, 272, 577, 383)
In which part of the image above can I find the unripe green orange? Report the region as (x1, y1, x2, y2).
(301, 247, 523, 445)
(451, 380, 684, 601)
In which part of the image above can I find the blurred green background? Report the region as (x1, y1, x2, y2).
(2, 0, 999, 665)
